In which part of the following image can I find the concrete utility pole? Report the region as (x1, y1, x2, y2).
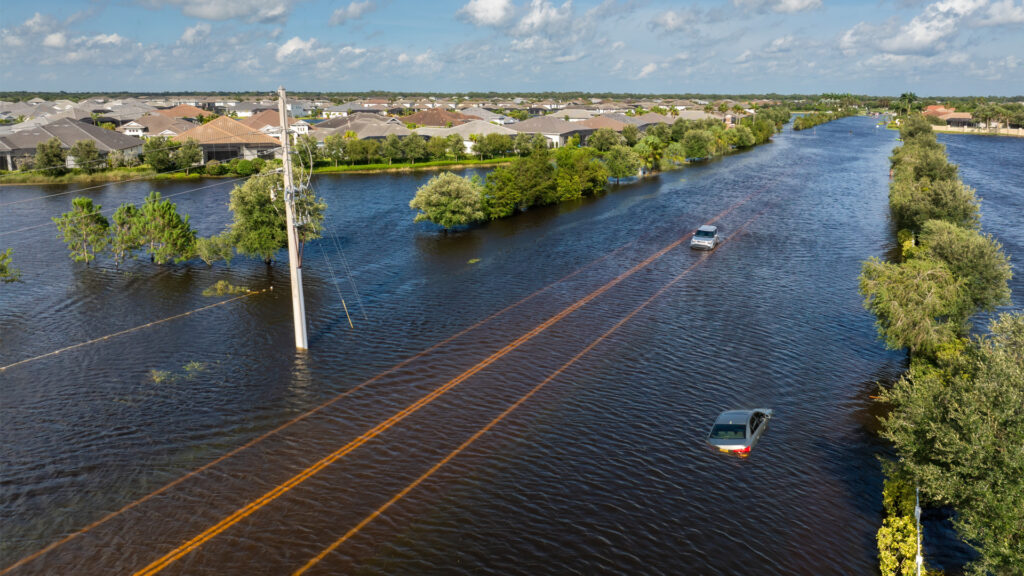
(278, 86, 308, 350)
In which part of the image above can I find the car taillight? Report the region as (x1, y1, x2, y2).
(733, 446, 751, 453)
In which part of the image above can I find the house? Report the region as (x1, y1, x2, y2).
(118, 114, 197, 139)
(155, 104, 207, 120)
(231, 102, 275, 118)
(509, 116, 593, 147)
(0, 118, 144, 170)
(415, 120, 518, 154)
(939, 112, 974, 128)
(580, 116, 628, 132)
(312, 115, 412, 141)
(238, 109, 309, 143)
(457, 107, 515, 125)
(557, 108, 599, 122)
(401, 109, 481, 127)
(172, 116, 281, 163)
(923, 105, 956, 117)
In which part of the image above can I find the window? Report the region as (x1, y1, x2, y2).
(710, 424, 747, 440)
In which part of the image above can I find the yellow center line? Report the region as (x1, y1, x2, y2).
(292, 209, 768, 575)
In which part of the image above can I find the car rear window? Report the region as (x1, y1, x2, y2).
(696, 229, 716, 238)
(709, 424, 746, 439)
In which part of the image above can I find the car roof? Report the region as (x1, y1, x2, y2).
(713, 410, 753, 425)
(697, 224, 717, 232)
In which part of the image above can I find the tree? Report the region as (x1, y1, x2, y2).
(380, 134, 404, 165)
(683, 129, 715, 160)
(426, 136, 449, 160)
(323, 133, 346, 166)
(481, 149, 556, 218)
(69, 140, 101, 173)
(175, 138, 202, 175)
(35, 137, 67, 177)
(475, 133, 512, 159)
(729, 126, 756, 148)
(553, 147, 608, 201)
(1, 248, 21, 283)
(633, 136, 662, 173)
(292, 134, 320, 171)
(587, 128, 625, 152)
(53, 196, 109, 265)
(409, 172, 485, 230)
(143, 136, 177, 172)
(918, 219, 1011, 313)
(402, 133, 427, 164)
(897, 92, 918, 117)
(227, 172, 326, 263)
(876, 516, 919, 576)
(195, 234, 234, 266)
(513, 132, 533, 156)
(446, 134, 466, 160)
(880, 313, 1024, 575)
(858, 256, 967, 356)
(888, 177, 979, 232)
(662, 141, 687, 167)
(621, 124, 640, 146)
(139, 191, 196, 264)
(108, 203, 145, 267)
(604, 145, 641, 183)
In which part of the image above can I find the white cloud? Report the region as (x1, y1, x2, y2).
(144, 0, 294, 24)
(635, 62, 657, 79)
(880, 0, 986, 54)
(397, 53, 410, 63)
(648, 10, 693, 33)
(611, 41, 625, 50)
(24, 13, 56, 33)
(766, 34, 795, 53)
(516, 0, 571, 34)
(457, 0, 514, 26)
(553, 52, 585, 62)
(733, 0, 821, 13)
(1, 32, 25, 47)
(43, 32, 67, 48)
(979, 0, 1024, 23)
(88, 33, 125, 46)
(734, 49, 753, 63)
(330, 1, 375, 25)
(180, 22, 211, 44)
(276, 36, 328, 62)
(339, 46, 367, 56)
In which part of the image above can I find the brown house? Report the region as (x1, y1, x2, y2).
(401, 109, 481, 127)
(172, 116, 280, 163)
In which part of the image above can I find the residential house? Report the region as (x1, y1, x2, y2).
(509, 116, 593, 147)
(402, 109, 481, 127)
(457, 107, 515, 125)
(0, 118, 144, 170)
(119, 114, 197, 139)
(238, 109, 310, 144)
(155, 104, 207, 120)
(940, 112, 974, 128)
(172, 116, 281, 163)
(580, 116, 628, 132)
(415, 120, 518, 154)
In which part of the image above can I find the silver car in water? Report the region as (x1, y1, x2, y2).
(706, 408, 773, 455)
(690, 224, 719, 250)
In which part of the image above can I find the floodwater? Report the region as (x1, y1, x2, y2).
(1, 117, 1017, 575)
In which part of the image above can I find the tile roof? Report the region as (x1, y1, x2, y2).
(508, 116, 583, 135)
(402, 109, 481, 127)
(172, 116, 280, 145)
(155, 104, 208, 119)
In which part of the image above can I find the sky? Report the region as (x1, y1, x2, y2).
(1, 0, 1022, 96)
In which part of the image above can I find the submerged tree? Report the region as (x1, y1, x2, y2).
(227, 172, 326, 263)
(1, 248, 21, 283)
(109, 202, 145, 267)
(139, 191, 196, 264)
(409, 171, 485, 230)
(53, 197, 109, 265)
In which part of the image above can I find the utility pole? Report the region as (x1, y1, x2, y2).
(278, 86, 308, 350)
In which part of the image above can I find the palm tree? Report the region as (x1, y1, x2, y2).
(897, 92, 918, 117)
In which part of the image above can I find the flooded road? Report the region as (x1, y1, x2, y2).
(2, 117, 1016, 574)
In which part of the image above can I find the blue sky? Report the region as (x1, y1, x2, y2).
(1, 0, 1022, 95)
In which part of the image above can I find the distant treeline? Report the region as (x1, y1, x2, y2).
(792, 108, 859, 130)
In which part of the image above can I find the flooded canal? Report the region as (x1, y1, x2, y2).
(1, 117, 1018, 574)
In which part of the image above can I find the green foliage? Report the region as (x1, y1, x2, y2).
(621, 124, 640, 146)
(888, 177, 978, 232)
(859, 256, 967, 355)
(792, 108, 856, 130)
(68, 140, 100, 173)
(109, 203, 144, 267)
(143, 136, 177, 172)
(380, 134, 404, 164)
(1, 248, 21, 283)
(53, 196, 109, 265)
(402, 133, 428, 163)
(139, 191, 196, 264)
(633, 136, 663, 172)
(227, 172, 326, 263)
(204, 159, 226, 176)
(323, 133, 346, 166)
(293, 134, 320, 170)
(175, 138, 202, 174)
(587, 128, 625, 152)
(195, 234, 235, 266)
(918, 219, 1011, 312)
(474, 133, 513, 159)
(553, 147, 609, 201)
(202, 280, 248, 296)
(409, 171, 485, 229)
(604, 145, 641, 182)
(426, 136, 450, 160)
(881, 313, 1024, 575)
(234, 159, 255, 177)
(877, 516, 919, 576)
(729, 125, 756, 148)
(35, 137, 67, 177)
(683, 129, 715, 160)
(481, 149, 556, 218)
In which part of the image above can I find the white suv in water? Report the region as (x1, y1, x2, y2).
(690, 224, 719, 250)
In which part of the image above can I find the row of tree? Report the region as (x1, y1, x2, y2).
(791, 108, 858, 131)
(51, 172, 326, 268)
(858, 114, 1019, 575)
(409, 109, 791, 230)
(27, 136, 203, 177)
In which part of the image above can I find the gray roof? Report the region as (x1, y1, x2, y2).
(0, 118, 144, 153)
(508, 116, 584, 135)
(415, 120, 518, 139)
